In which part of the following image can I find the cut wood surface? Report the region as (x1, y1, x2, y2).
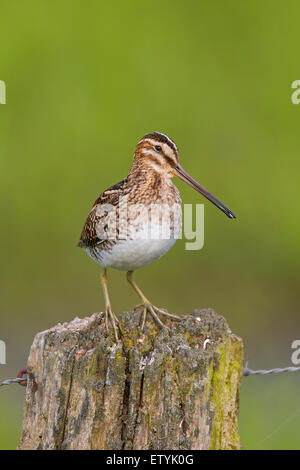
(18, 307, 243, 450)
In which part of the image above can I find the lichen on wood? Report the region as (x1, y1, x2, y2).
(18, 307, 243, 450)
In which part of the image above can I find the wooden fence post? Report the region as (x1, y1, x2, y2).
(18, 308, 243, 450)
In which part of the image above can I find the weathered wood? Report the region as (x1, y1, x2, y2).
(18, 308, 243, 450)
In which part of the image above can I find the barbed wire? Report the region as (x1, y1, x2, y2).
(0, 377, 28, 387)
(0, 369, 28, 387)
(1, 362, 300, 386)
(243, 361, 300, 376)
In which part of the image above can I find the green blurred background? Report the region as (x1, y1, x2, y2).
(1, 0, 300, 450)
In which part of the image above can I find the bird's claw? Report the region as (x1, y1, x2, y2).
(140, 303, 182, 331)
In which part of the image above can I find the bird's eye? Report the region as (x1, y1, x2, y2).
(155, 145, 162, 152)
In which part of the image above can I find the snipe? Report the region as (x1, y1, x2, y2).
(78, 132, 235, 341)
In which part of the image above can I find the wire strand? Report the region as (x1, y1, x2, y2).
(243, 361, 300, 376)
(0, 377, 28, 387)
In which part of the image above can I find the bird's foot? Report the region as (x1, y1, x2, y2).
(105, 306, 120, 343)
(140, 302, 182, 331)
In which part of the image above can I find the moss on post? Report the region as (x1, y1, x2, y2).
(18, 308, 243, 450)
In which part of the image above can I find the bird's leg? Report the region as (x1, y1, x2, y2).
(126, 270, 182, 330)
(100, 269, 119, 342)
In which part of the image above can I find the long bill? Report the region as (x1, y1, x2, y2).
(174, 164, 236, 219)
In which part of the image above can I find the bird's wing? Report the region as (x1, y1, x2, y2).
(77, 178, 128, 248)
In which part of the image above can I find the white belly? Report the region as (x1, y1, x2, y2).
(84, 201, 182, 271)
(85, 236, 177, 271)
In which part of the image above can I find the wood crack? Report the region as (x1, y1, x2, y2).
(120, 352, 131, 449)
(59, 354, 76, 449)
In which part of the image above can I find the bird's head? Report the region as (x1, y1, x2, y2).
(133, 131, 236, 219)
(134, 131, 179, 178)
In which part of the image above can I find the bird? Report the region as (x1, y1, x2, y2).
(77, 132, 236, 341)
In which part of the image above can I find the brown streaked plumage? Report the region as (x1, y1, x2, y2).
(78, 131, 236, 342)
